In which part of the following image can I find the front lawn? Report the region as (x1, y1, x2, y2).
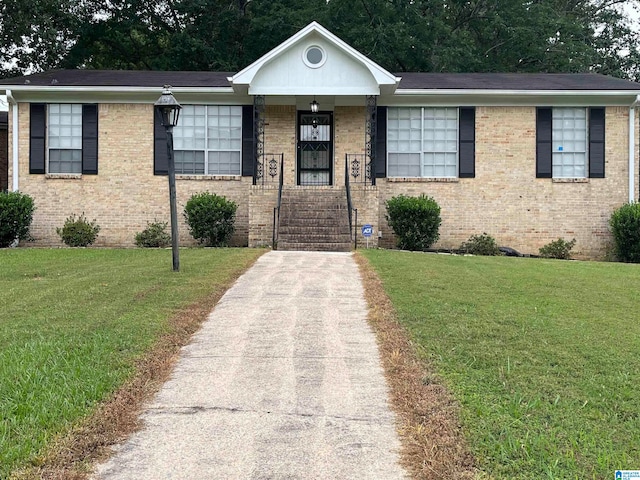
(362, 250, 640, 479)
(0, 248, 263, 478)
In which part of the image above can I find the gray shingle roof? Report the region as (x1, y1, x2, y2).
(0, 70, 234, 87)
(1, 70, 639, 91)
(396, 73, 640, 90)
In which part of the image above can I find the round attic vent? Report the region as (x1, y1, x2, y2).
(303, 46, 326, 68)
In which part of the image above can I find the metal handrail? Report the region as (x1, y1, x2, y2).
(345, 155, 357, 249)
(272, 156, 284, 249)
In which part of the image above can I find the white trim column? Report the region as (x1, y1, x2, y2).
(7, 90, 18, 191)
(630, 96, 639, 203)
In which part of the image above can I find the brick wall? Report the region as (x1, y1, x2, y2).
(12, 102, 638, 258)
(377, 106, 639, 258)
(16, 103, 251, 247)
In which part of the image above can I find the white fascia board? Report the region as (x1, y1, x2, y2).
(4, 87, 243, 105)
(3, 86, 234, 94)
(231, 22, 399, 88)
(395, 89, 640, 96)
(385, 91, 640, 107)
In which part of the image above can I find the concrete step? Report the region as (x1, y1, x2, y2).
(279, 226, 350, 236)
(279, 233, 352, 243)
(277, 241, 353, 252)
(278, 216, 350, 227)
(276, 187, 352, 252)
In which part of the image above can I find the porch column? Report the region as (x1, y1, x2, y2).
(365, 95, 377, 185)
(253, 95, 265, 185)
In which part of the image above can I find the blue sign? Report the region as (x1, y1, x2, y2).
(361, 224, 373, 237)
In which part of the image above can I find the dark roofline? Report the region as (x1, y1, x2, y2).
(1, 70, 639, 92)
(0, 70, 235, 88)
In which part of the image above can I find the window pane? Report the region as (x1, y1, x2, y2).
(48, 104, 83, 173)
(207, 106, 242, 151)
(423, 152, 457, 177)
(174, 106, 206, 151)
(49, 149, 82, 173)
(174, 151, 205, 174)
(208, 151, 241, 175)
(388, 108, 421, 156)
(424, 108, 457, 153)
(552, 108, 587, 177)
(388, 153, 420, 177)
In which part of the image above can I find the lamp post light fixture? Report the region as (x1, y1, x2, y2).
(155, 85, 182, 272)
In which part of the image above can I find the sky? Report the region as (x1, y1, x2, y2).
(0, 2, 639, 112)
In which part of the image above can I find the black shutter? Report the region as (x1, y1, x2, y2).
(589, 107, 605, 178)
(536, 107, 553, 178)
(459, 107, 475, 178)
(30, 104, 46, 174)
(82, 104, 98, 174)
(154, 107, 168, 175)
(375, 106, 387, 179)
(242, 105, 254, 177)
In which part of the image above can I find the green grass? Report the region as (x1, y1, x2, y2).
(0, 248, 263, 478)
(362, 250, 640, 479)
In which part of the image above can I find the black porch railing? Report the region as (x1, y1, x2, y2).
(272, 155, 284, 248)
(345, 157, 358, 250)
(255, 153, 284, 186)
(346, 153, 374, 186)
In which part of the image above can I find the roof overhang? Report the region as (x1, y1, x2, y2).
(383, 89, 640, 107)
(229, 22, 400, 96)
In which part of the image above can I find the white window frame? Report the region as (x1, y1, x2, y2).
(47, 103, 83, 174)
(173, 105, 242, 176)
(387, 107, 459, 178)
(552, 107, 588, 179)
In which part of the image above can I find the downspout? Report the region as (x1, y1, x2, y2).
(6, 90, 18, 192)
(630, 95, 640, 203)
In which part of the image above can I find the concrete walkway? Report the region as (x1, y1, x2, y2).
(93, 251, 407, 479)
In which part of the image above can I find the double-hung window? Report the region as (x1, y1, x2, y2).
(48, 104, 83, 174)
(536, 107, 604, 179)
(172, 105, 242, 175)
(29, 103, 98, 175)
(387, 107, 459, 178)
(552, 108, 587, 178)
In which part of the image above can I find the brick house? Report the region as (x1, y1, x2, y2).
(1, 22, 639, 257)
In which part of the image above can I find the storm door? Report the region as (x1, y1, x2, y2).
(297, 112, 333, 185)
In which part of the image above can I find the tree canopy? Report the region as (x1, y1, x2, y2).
(1, 0, 639, 80)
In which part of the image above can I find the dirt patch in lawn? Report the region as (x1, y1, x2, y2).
(10, 264, 256, 480)
(355, 253, 479, 480)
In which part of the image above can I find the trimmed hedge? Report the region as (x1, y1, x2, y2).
(385, 194, 441, 251)
(610, 202, 640, 263)
(184, 192, 237, 246)
(0, 191, 35, 247)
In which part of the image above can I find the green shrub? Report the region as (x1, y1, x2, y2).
(57, 213, 100, 247)
(0, 191, 35, 247)
(460, 233, 502, 256)
(610, 202, 640, 262)
(539, 238, 576, 259)
(184, 192, 237, 246)
(135, 220, 171, 248)
(385, 194, 441, 251)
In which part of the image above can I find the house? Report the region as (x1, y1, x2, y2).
(1, 22, 639, 257)
(0, 111, 7, 191)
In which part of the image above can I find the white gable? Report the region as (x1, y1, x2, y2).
(230, 22, 400, 96)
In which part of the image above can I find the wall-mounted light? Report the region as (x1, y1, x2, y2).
(310, 97, 319, 113)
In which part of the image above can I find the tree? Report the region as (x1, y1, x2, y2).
(1, 0, 639, 80)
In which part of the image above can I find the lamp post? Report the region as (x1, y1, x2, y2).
(155, 85, 182, 272)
